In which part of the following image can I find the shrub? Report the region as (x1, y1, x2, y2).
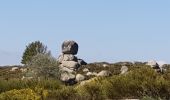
(47, 86, 79, 100)
(76, 77, 105, 100)
(103, 66, 170, 99)
(26, 53, 60, 79)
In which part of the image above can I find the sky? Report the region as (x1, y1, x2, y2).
(0, 0, 170, 65)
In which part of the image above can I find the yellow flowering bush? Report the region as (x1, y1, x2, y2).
(0, 88, 40, 100)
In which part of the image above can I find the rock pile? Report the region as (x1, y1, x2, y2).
(57, 40, 87, 83)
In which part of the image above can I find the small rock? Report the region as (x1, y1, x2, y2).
(103, 64, 109, 67)
(10, 67, 19, 71)
(20, 68, 28, 72)
(83, 68, 89, 72)
(86, 72, 98, 76)
(97, 70, 111, 77)
(21, 76, 33, 80)
(60, 72, 76, 82)
(86, 72, 93, 76)
(76, 74, 85, 82)
(120, 66, 128, 74)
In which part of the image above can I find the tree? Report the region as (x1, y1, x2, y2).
(21, 41, 49, 64)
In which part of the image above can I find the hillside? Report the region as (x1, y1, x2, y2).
(0, 61, 170, 100)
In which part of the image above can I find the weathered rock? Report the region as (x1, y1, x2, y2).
(76, 74, 85, 82)
(86, 72, 93, 76)
(120, 66, 128, 74)
(21, 76, 33, 80)
(83, 68, 89, 72)
(58, 54, 77, 63)
(78, 59, 87, 65)
(62, 40, 78, 55)
(86, 72, 98, 76)
(61, 61, 80, 70)
(97, 70, 111, 77)
(157, 61, 167, 72)
(103, 64, 109, 67)
(20, 68, 28, 72)
(59, 65, 75, 73)
(60, 72, 76, 83)
(10, 67, 19, 71)
(147, 60, 159, 69)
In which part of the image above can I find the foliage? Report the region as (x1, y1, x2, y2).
(47, 86, 79, 100)
(0, 88, 41, 100)
(21, 41, 49, 64)
(0, 62, 170, 99)
(76, 80, 104, 100)
(0, 79, 61, 94)
(26, 53, 60, 79)
(102, 66, 170, 99)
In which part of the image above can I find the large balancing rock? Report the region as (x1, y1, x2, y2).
(62, 40, 79, 55)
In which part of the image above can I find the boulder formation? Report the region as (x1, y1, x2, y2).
(57, 40, 87, 84)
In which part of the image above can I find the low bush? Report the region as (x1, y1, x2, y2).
(0, 62, 170, 99)
(47, 86, 79, 100)
(0, 88, 41, 100)
(0, 79, 62, 94)
(102, 66, 170, 99)
(76, 81, 104, 100)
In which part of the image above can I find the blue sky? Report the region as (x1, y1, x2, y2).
(0, 0, 170, 65)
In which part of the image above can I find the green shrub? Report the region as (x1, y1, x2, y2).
(75, 77, 105, 100)
(47, 86, 79, 100)
(26, 53, 60, 79)
(102, 66, 170, 99)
